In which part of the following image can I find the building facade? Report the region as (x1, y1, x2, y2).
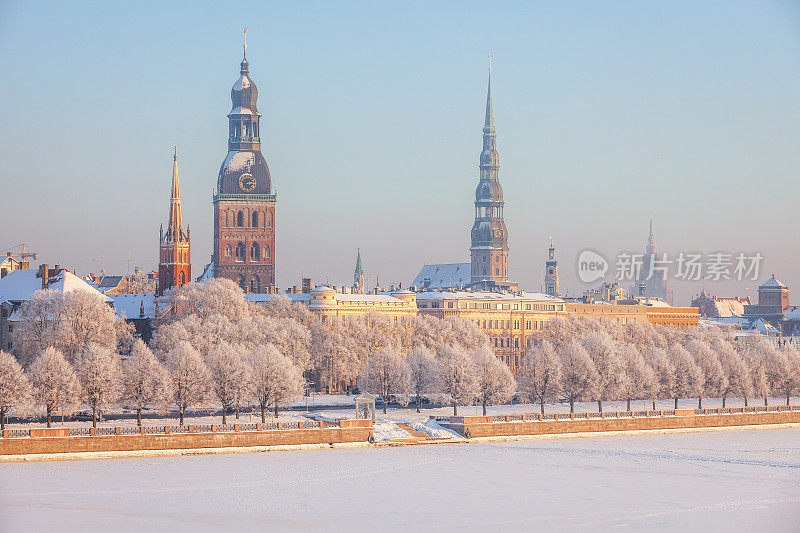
(213, 43, 276, 293)
(470, 68, 514, 291)
(158, 148, 191, 296)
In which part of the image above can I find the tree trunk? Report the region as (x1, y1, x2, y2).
(698, 397, 702, 409)
(383, 400, 387, 414)
(764, 397, 768, 407)
(274, 402, 279, 418)
(416, 394, 421, 414)
(570, 398, 574, 413)
(260, 404, 266, 423)
(744, 396, 748, 407)
(1, 408, 5, 430)
(92, 404, 97, 428)
(46, 404, 52, 428)
(482, 399, 487, 417)
(540, 400, 545, 415)
(626, 398, 631, 411)
(722, 395, 726, 408)
(674, 397, 678, 409)
(453, 402, 458, 416)
(137, 407, 142, 427)
(236, 404, 240, 420)
(787, 394, 791, 406)
(597, 399, 603, 413)
(222, 406, 227, 425)
(179, 407, 185, 427)
(652, 400, 656, 410)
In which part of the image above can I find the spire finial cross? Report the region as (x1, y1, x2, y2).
(488, 52, 493, 73)
(173, 146, 177, 160)
(243, 27, 248, 60)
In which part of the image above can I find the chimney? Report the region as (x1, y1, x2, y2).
(39, 264, 49, 289)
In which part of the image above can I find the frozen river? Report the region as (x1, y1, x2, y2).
(1, 427, 799, 532)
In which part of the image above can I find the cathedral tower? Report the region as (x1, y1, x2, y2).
(470, 60, 509, 288)
(353, 249, 365, 294)
(213, 32, 276, 293)
(544, 240, 560, 297)
(158, 147, 191, 296)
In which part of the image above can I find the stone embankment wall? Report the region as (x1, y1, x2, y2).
(440, 407, 800, 438)
(0, 419, 373, 455)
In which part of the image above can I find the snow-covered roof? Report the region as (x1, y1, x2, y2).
(110, 294, 156, 320)
(196, 262, 214, 282)
(411, 263, 471, 290)
(712, 298, 748, 318)
(244, 293, 311, 303)
(92, 275, 125, 293)
(416, 290, 562, 303)
(760, 275, 787, 289)
(0, 268, 110, 304)
(749, 318, 780, 335)
(784, 306, 800, 321)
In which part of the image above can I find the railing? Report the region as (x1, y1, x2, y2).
(2, 419, 346, 439)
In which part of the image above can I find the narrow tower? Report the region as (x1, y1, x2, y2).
(544, 239, 560, 297)
(353, 249, 365, 294)
(470, 57, 509, 288)
(158, 147, 191, 296)
(213, 30, 276, 293)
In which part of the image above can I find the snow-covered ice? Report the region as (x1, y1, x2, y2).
(1, 427, 798, 532)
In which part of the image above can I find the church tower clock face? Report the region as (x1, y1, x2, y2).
(239, 173, 256, 192)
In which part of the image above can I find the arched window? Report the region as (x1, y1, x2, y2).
(495, 268, 499, 275)
(482, 267, 487, 275)
(268, 211, 273, 227)
(165, 270, 173, 290)
(224, 245, 232, 259)
(252, 212, 258, 227)
(237, 211, 244, 227)
(235, 242, 245, 262)
(250, 242, 260, 262)
(250, 275, 260, 293)
(264, 244, 270, 258)
(179, 271, 185, 286)
(237, 274, 246, 291)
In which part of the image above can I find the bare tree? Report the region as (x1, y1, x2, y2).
(166, 341, 210, 426)
(310, 322, 361, 393)
(75, 343, 122, 427)
(618, 344, 656, 411)
(437, 345, 477, 416)
(767, 343, 800, 406)
(207, 341, 250, 424)
(686, 339, 727, 409)
(28, 347, 79, 428)
(580, 330, 621, 413)
(559, 341, 599, 413)
(472, 345, 516, 416)
(0, 351, 33, 430)
(714, 340, 751, 407)
(744, 338, 775, 406)
(667, 344, 703, 409)
(644, 346, 674, 410)
(520, 340, 562, 414)
(407, 346, 439, 413)
(122, 340, 168, 426)
(248, 344, 304, 420)
(359, 345, 410, 414)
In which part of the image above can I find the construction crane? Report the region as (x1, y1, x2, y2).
(1, 243, 39, 262)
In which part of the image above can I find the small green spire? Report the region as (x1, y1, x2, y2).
(355, 248, 364, 276)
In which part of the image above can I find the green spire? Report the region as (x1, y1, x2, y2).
(354, 248, 364, 276)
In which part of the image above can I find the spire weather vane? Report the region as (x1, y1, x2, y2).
(488, 52, 493, 73)
(243, 27, 248, 59)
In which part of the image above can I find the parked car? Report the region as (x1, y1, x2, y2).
(73, 409, 104, 422)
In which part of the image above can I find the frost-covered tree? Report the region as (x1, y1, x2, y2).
(618, 344, 656, 411)
(75, 343, 122, 427)
(248, 344, 304, 420)
(472, 345, 516, 416)
(644, 346, 674, 410)
(437, 345, 477, 416)
(667, 344, 703, 408)
(580, 331, 621, 413)
(767, 344, 800, 406)
(166, 341, 210, 426)
(28, 347, 79, 428)
(713, 340, 751, 407)
(206, 341, 250, 424)
(0, 351, 33, 430)
(122, 340, 168, 426)
(743, 338, 776, 406)
(406, 346, 439, 413)
(520, 340, 562, 414)
(359, 345, 410, 414)
(120, 270, 157, 295)
(559, 341, 599, 413)
(686, 339, 727, 409)
(310, 322, 361, 392)
(167, 278, 252, 322)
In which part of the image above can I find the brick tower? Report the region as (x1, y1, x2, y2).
(158, 147, 191, 295)
(213, 32, 276, 293)
(470, 59, 510, 289)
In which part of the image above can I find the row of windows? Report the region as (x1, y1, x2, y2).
(163, 249, 189, 264)
(478, 319, 546, 331)
(163, 270, 186, 291)
(224, 242, 270, 263)
(492, 337, 521, 349)
(230, 119, 259, 139)
(422, 301, 561, 312)
(222, 210, 273, 229)
(236, 274, 262, 293)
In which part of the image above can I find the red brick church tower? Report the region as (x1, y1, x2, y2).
(158, 147, 191, 296)
(213, 32, 275, 293)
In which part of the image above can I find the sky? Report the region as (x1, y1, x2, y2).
(1, 1, 798, 305)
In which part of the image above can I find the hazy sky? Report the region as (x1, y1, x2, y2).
(1, 1, 798, 305)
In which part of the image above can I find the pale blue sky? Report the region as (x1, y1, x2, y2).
(1, 1, 798, 304)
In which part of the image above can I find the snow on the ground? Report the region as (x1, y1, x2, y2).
(371, 422, 411, 442)
(408, 419, 460, 439)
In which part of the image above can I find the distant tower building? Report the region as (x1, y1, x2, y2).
(158, 147, 191, 296)
(470, 59, 512, 290)
(634, 220, 674, 305)
(544, 240, 560, 297)
(213, 31, 276, 293)
(353, 249, 365, 294)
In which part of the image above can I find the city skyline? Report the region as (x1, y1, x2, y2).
(1, 2, 799, 304)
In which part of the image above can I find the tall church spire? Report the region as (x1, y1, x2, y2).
(167, 147, 184, 243)
(484, 54, 495, 134)
(354, 249, 365, 294)
(159, 147, 191, 296)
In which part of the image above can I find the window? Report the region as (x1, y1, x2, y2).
(264, 244, 271, 258)
(268, 211, 273, 227)
(250, 275, 260, 293)
(235, 242, 245, 262)
(237, 274, 246, 290)
(224, 245, 232, 259)
(495, 268, 499, 275)
(164, 270, 173, 290)
(250, 242, 260, 262)
(237, 211, 244, 227)
(252, 212, 258, 227)
(179, 271, 185, 286)
(253, 121, 259, 137)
